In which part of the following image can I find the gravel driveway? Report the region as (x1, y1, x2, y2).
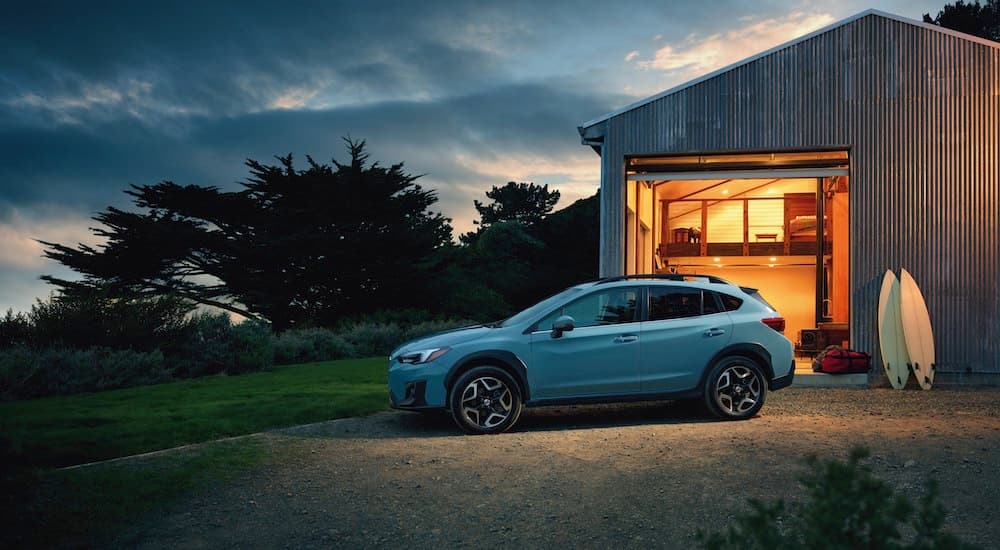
(115, 388, 1000, 549)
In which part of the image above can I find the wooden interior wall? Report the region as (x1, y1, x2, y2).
(831, 179, 850, 322)
(783, 193, 815, 254)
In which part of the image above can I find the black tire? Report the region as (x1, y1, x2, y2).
(448, 366, 523, 434)
(703, 356, 767, 420)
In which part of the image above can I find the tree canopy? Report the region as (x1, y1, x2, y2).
(41, 140, 453, 330)
(923, 0, 1000, 41)
(474, 181, 560, 226)
(462, 181, 560, 245)
(40, 140, 599, 329)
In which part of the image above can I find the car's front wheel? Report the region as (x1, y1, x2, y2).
(704, 356, 766, 420)
(449, 366, 523, 434)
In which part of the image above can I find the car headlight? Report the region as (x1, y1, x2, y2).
(397, 347, 451, 364)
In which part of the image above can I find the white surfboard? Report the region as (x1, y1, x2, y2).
(877, 270, 910, 389)
(899, 269, 935, 390)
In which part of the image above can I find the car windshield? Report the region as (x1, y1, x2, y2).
(499, 286, 586, 327)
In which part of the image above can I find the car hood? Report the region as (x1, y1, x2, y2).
(389, 325, 494, 359)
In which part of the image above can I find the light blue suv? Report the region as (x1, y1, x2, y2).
(388, 274, 794, 434)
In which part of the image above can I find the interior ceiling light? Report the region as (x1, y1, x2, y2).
(713, 257, 721, 262)
(769, 257, 777, 261)
(722, 189, 730, 195)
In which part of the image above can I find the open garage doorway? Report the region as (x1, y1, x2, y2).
(625, 151, 851, 360)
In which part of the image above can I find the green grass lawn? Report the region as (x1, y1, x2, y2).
(3, 437, 270, 548)
(0, 357, 389, 469)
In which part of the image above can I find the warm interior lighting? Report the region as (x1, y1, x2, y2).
(722, 189, 730, 195)
(769, 257, 777, 261)
(713, 257, 721, 262)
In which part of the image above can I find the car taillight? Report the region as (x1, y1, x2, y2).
(761, 317, 785, 333)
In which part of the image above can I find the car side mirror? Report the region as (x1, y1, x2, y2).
(551, 315, 575, 338)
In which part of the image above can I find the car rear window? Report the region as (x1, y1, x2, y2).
(718, 292, 744, 311)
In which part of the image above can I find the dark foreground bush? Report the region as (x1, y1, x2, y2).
(0, 346, 170, 400)
(698, 447, 976, 550)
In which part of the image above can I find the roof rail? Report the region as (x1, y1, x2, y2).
(595, 274, 735, 285)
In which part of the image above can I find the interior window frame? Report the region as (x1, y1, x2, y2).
(703, 290, 725, 315)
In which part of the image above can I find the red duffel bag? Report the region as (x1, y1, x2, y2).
(812, 346, 871, 374)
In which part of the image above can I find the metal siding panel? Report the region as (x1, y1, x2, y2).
(596, 14, 1000, 373)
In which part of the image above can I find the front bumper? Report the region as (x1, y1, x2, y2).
(388, 359, 451, 410)
(389, 380, 437, 410)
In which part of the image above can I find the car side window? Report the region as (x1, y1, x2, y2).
(648, 287, 709, 321)
(536, 288, 639, 330)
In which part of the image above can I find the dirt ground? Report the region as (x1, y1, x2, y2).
(112, 388, 1000, 549)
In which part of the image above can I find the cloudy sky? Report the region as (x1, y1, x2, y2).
(0, 0, 945, 313)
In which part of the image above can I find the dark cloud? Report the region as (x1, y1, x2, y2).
(0, 1, 522, 123)
(0, 80, 620, 212)
(0, 0, 784, 125)
(1, 0, 856, 312)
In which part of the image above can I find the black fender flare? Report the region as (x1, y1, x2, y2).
(444, 350, 531, 402)
(698, 343, 775, 389)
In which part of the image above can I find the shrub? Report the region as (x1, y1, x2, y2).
(0, 307, 471, 399)
(229, 319, 274, 374)
(167, 312, 235, 377)
(339, 322, 405, 358)
(273, 328, 355, 365)
(401, 320, 477, 343)
(698, 447, 976, 550)
(0, 346, 169, 400)
(167, 313, 274, 377)
(25, 293, 190, 352)
(0, 310, 31, 349)
(353, 309, 438, 326)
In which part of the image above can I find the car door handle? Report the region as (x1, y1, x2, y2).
(704, 328, 726, 337)
(613, 335, 638, 344)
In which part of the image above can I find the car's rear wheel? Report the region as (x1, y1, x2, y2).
(449, 366, 522, 434)
(704, 356, 766, 420)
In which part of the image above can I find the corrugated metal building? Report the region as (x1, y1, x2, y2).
(578, 10, 999, 383)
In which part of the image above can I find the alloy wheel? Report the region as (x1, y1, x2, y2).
(459, 376, 514, 430)
(714, 364, 762, 415)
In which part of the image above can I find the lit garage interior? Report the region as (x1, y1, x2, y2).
(625, 151, 850, 360)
